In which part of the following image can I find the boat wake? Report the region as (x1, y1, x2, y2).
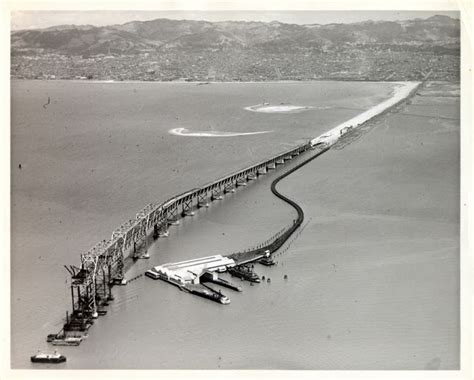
(169, 128, 273, 137)
(244, 104, 331, 113)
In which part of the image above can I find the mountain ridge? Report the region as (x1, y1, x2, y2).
(12, 16, 460, 56)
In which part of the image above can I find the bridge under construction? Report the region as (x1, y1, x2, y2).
(53, 81, 421, 343)
(59, 139, 321, 336)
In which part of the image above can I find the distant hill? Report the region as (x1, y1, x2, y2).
(10, 16, 460, 81)
(11, 16, 460, 56)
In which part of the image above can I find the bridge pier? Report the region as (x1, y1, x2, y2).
(158, 223, 170, 237)
(267, 162, 276, 170)
(167, 206, 180, 225)
(211, 187, 223, 200)
(181, 197, 195, 217)
(197, 191, 210, 208)
(224, 182, 236, 193)
(236, 177, 247, 187)
(247, 172, 257, 181)
(276, 158, 285, 165)
(157, 213, 170, 236)
(133, 239, 149, 260)
(257, 166, 267, 176)
(107, 237, 125, 285)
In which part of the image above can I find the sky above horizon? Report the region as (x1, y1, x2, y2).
(11, 10, 460, 30)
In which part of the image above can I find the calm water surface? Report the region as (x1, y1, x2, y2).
(11, 80, 459, 369)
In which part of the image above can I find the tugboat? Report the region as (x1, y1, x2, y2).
(31, 350, 66, 363)
(227, 265, 261, 283)
(46, 334, 58, 343)
(259, 256, 276, 266)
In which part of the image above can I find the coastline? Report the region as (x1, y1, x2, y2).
(10, 78, 440, 85)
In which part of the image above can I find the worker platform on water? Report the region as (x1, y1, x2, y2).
(146, 255, 236, 285)
(146, 255, 250, 303)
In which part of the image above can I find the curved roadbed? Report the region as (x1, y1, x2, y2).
(228, 145, 330, 265)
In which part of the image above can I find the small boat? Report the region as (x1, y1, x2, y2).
(112, 277, 127, 285)
(51, 336, 82, 346)
(133, 252, 150, 260)
(227, 266, 260, 283)
(259, 256, 276, 266)
(31, 350, 66, 363)
(46, 334, 58, 342)
(145, 269, 160, 279)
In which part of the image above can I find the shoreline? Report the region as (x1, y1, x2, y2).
(10, 78, 453, 85)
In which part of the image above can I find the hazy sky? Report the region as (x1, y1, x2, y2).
(11, 10, 460, 30)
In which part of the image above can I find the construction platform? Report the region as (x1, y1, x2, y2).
(146, 255, 242, 304)
(146, 255, 236, 286)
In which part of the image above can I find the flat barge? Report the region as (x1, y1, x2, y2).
(200, 271, 242, 292)
(51, 337, 82, 346)
(187, 284, 230, 305)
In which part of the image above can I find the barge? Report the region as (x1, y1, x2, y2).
(199, 271, 242, 292)
(51, 336, 82, 346)
(188, 284, 230, 305)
